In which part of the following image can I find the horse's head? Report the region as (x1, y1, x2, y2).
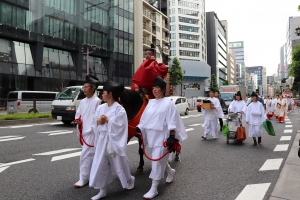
(119, 89, 144, 120)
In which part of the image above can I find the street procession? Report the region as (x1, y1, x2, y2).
(1, 0, 300, 200)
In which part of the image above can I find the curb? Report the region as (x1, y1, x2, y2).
(0, 118, 58, 126)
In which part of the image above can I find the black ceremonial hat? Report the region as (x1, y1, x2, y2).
(145, 44, 155, 53)
(103, 80, 124, 98)
(236, 91, 242, 97)
(209, 88, 215, 93)
(85, 74, 100, 87)
(251, 91, 258, 97)
(153, 76, 166, 90)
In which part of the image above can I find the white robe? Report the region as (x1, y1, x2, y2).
(246, 102, 266, 137)
(277, 99, 287, 117)
(137, 97, 187, 180)
(89, 102, 132, 189)
(202, 97, 224, 137)
(266, 99, 273, 114)
(75, 96, 100, 181)
(273, 98, 279, 116)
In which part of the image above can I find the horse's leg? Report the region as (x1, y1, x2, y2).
(135, 134, 144, 175)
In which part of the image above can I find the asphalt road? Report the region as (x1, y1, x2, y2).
(0, 109, 299, 200)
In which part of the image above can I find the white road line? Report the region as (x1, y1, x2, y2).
(284, 129, 293, 133)
(51, 151, 81, 162)
(38, 130, 68, 134)
(50, 122, 64, 125)
(285, 119, 290, 121)
(235, 183, 271, 200)
(48, 131, 74, 136)
(274, 144, 289, 151)
(280, 136, 291, 141)
(0, 137, 25, 142)
(181, 116, 189, 119)
(285, 125, 293, 128)
(189, 124, 202, 127)
(0, 135, 21, 139)
(259, 158, 283, 171)
(128, 140, 138, 145)
(0, 166, 9, 173)
(285, 122, 292, 124)
(33, 148, 81, 156)
(185, 128, 194, 132)
(0, 158, 35, 168)
(10, 125, 33, 128)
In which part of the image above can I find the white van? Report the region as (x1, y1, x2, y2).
(167, 96, 189, 115)
(7, 91, 59, 114)
(52, 85, 130, 124)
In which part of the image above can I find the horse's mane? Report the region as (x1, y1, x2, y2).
(120, 89, 144, 120)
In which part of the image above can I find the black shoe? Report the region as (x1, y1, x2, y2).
(258, 137, 261, 144)
(253, 139, 257, 146)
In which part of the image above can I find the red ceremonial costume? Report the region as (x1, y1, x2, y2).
(131, 59, 167, 99)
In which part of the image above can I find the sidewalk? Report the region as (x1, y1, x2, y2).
(269, 129, 300, 200)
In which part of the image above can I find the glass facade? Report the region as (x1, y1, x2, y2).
(0, 0, 134, 99)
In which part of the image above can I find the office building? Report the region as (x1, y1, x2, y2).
(206, 12, 228, 86)
(285, 16, 300, 66)
(279, 45, 288, 79)
(169, 0, 210, 97)
(246, 73, 257, 95)
(229, 41, 247, 86)
(0, 0, 134, 99)
(246, 66, 267, 97)
(227, 49, 236, 85)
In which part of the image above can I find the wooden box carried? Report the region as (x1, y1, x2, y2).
(202, 103, 213, 109)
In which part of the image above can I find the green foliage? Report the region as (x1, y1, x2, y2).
(298, 5, 300, 11)
(0, 113, 51, 121)
(222, 80, 229, 85)
(247, 93, 251, 97)
(168, 57, 183, 86)
(209, 73, 219, 91)
(289, 44, 300, 93)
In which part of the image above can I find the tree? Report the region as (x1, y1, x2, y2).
(222, 80, 229, 85)
(289, 44, 300, 94)
(298, 5, 300, 11)
(209, 73, 219, 91)
(168, 57, 183, 86)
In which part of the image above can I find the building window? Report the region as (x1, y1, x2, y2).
(179, 25, 199, 32)
(178, 8, 198, 16)
(170, 41, 176, 48)
(170, 50, 176, 56)
(179, 41, 199, 49)
(179, 50, 200, 57)
(179, 33, 199, 41)
(170, 33, 176, 39)
(170, 25, 176, 31)
(178, 1, 199, 9)
(179, 16, 199, 24)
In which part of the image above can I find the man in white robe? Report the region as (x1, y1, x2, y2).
(74, 75, 101, 188)
(202, 89, 224, 139)
(246, 92, 266, 146)
(228, 91, 247, 126)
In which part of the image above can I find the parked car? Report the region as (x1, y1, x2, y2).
(167, 96, 189, 115)
(196, 96, 207, 112)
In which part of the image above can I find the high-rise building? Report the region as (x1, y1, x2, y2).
(0, 0, 134, 99)
(285, 16, 300, 67)
(279, 45, 288, 79)
(229, 41, 247, 86)
(227, 49, 236, 85)
(206, 12, 228, 86)
(246, 73, 257, 95)
(169, 0, 210, 97)
(246, 66, 267, 97)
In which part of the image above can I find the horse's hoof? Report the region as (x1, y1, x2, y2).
(135, 168, 143, 175)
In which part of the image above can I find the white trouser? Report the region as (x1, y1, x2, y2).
(248, 124, 262, 137)
(79, 146, 95, 181)
(149, 146, 169, 180)
(204, 118, 218, 137)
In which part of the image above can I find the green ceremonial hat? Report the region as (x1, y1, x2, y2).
(263, 120, 275, 136)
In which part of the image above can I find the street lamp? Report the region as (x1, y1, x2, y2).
(81, 45, 96, 75)
(296, 26, 300, 36)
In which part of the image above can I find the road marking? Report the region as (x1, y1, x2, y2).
(259, 158, 283, 171)
(235, 183, 271, 200)
(50, 122, 64, 125)
(51, 151, 81, 162)
(48, 131, 73, 136)
(0, 166, 9, 173)
(185, 128, 194, 132)
(285, 119, 290, 121)
(181, 114, 202, 119)
(128, 140, 138, 145)
(285, 121, 292, 124)
(280, 136, 291, 141)
(37, 130, 74, 136)
(0, 135, 21, 139)
(284, 129, 293, 133)
(0, 136, 25, 142)
(0, 158, 35, 168)
(274, 144, 289, 151)
(285, 125, 293, 128)
(33, 148, 81, 156)
(38, 130, 68, 134)
(189, 123, 201, 126)
(10, 125, 33, 128)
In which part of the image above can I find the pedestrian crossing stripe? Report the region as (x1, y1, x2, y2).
(0, 135, 25, 142)
(259, 158, 283, 171)
(273, 144, 289, 151)
(235, 183, 271, 200)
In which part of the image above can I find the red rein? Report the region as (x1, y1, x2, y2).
(73, 115, 94, 148)
(128, 125, 181, 161)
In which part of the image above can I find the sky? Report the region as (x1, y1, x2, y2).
(205, 0, 300, 75)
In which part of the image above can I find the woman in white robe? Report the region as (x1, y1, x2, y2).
(246, 92, 266, 146)
(202, 89, 224, 139)
(137, 76, 187, 199)
(273, 95, 280, 119)
(277, 95, 287, 123)
(89, 80, 135, 200)
(228, 91, 247, 126)
(265, 96, 274, 120)
(74, 75, 101, 188)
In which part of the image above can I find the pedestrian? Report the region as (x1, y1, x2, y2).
(273, 94, 280, 119)
(265, 96, 274, 120)
(228, 91, 247, 125)
(277, 95, 287, 123)
(246, 92, 266, 146)
(136, 76, 187, 199)
(89, 80, 135, 200)
(214, 90, 226, 131)
(74, 75, 101, 188)
(202, 89, 224, 140)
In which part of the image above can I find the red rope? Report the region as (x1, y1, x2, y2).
(128, 125, 181, 161)
(73, 115, 94, 148)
